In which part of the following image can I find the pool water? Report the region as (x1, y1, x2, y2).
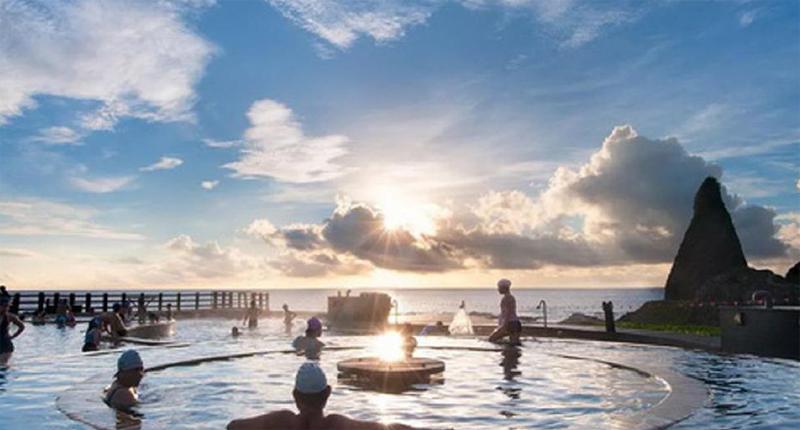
(1, 318, 799, 429)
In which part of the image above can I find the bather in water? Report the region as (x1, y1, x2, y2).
(226, 362, 430, 430)
(104, 349, 145, 411)
(292, 317, 325, 360)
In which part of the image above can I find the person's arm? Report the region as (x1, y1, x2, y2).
(9, 314, 24, 339)
(109, 388, 138, 410)
(227, 411, 294, 430)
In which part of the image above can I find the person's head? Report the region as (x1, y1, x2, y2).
(231, 327, 240, 337)
(116, 350, 144, 387)
(292, 362, 331, 414)
(112, 303, 122, 314)
(0, 296, 9, 315)
(497, 278, 512, 295)
(167, 303, 172, 309)
(305, 317, 322, 337)
(282, 304, 289, 311)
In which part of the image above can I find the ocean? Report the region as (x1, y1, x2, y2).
(269, 287, 662, 323)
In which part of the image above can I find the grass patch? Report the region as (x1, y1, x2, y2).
(617, 322, 721, 337)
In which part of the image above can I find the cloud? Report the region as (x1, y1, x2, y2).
(0, 0, 214, 127)
(224, 99, 350, 183)
(248, 126, 795, 276)
(163, 234, 263, 280)
(140, 156, 184, 172)
(30, 126, 83, 145)
(266, 1, 646, 51)
(201, 180, 219, 190)
(739, 9, 758, 27)
(203, 138, 241, 149)
(69, 175, 135, 193)
(0, 198, 143, 240)
(0, 248, 39, 258)
(267, 0, 432, 49)
(536, 125, 788, 260)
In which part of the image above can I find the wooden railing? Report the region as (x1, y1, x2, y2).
(6, 290, 269, 315)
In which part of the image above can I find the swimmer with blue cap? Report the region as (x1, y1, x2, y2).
(104, 350, 144, 410)
(227, 362, 429, 430)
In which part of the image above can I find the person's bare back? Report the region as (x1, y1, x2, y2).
(227, 410, 422, 430)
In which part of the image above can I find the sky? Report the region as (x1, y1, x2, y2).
(0, 0, 798, 290)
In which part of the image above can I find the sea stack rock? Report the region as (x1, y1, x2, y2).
(786, 261, 800, 285)
(664, 177, 748, 300)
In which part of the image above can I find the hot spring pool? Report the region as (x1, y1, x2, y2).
(1, 318, 799, 429)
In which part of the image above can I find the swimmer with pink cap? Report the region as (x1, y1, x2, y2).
(292, 317, 325, 360)
(227, 362, 429, 430)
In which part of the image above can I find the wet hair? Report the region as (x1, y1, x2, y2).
(293, 386, 331, 411)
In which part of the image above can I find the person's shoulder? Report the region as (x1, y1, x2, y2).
(227, 410, 296, 430)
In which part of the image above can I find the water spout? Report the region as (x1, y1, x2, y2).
(536, 300, 547, 328)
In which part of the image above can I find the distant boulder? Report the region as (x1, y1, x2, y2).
(786, 261, 800, 285)
(664, 177, 748, 300)
(696, 267, 798, 305)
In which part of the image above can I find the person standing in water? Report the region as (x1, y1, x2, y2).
(488, 279, 522, 345)
(0, 296, 24, 362)
(282, 304, 297, 333)
(242, 300, 260, 329)
(227, 362, 427, 430)
(104, 349, 145, 410)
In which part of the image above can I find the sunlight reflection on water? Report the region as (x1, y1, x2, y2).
(1, 318, 798, 429)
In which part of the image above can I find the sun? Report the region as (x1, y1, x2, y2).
(377, 194, 442, 237)
(371, 331, 405, 362)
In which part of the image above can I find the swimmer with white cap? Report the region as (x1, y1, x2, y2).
(488, 278, 522, 345)
(104, 349, 144, 410)
(227, 362, 430, 430)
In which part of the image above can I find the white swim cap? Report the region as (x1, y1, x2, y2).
(295, 362, 327, 394)
(497, 279, 512, 288)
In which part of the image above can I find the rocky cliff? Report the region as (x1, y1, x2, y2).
(664, 177, 748, 300)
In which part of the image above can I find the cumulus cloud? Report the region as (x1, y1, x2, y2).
(140, 156, 184, 172)
(266, 1, 645, 51)
(224, 99, 350, 183)
(164, 234, 262, 279)
(248, 126, 795, 277)
(201, 180, 219, 190)
(0, 0, 214, 127)
(30, 126, 83, 145)
(0, 198, 143, 240)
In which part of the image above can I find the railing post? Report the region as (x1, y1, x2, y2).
(195, 291, 200, 310)
(237, 292, 242, 308)
(85, 292, 92, 314)
(158, 293, 163, 311)
(102, 293, 108, 312)
(212, 291, 218, 309)
(121, 293, 127, 307)
(11, 293, 20, 314)
(176, 292, 181, 311)
(53, 292, 60, 310)
(69, 292, 76, 311)
(37, 292, 45, 313)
